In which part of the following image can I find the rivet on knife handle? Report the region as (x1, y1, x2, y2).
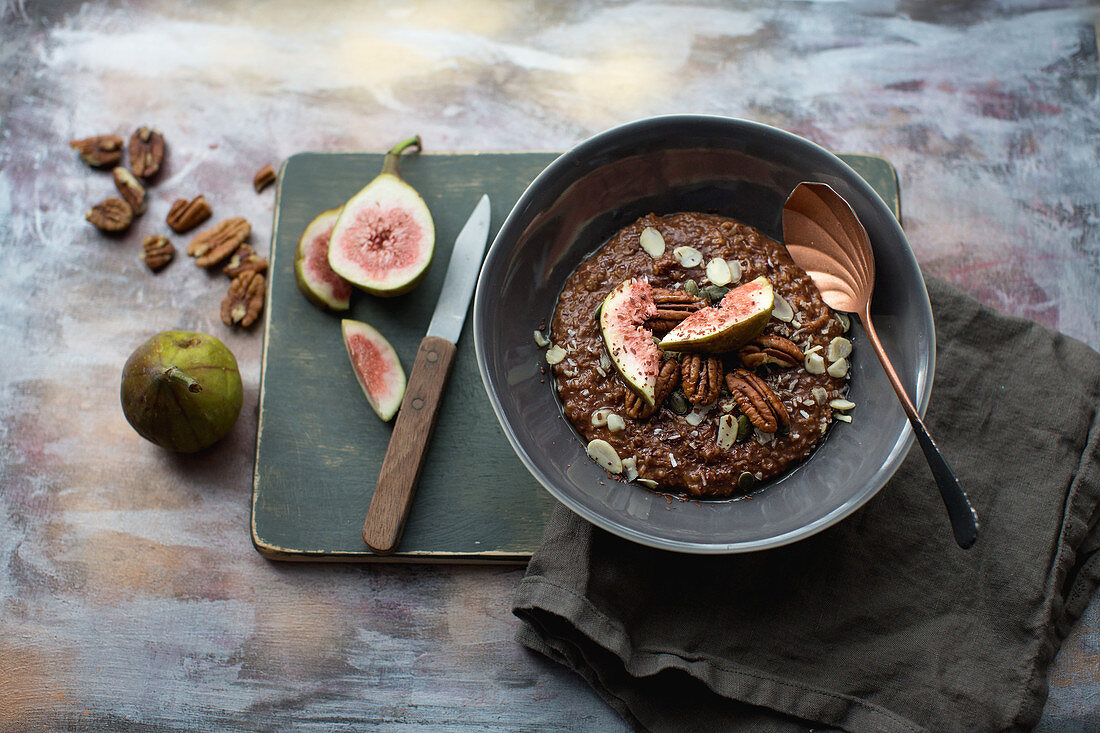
(363, 335, 457, 554)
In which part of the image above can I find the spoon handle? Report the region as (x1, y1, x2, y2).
(860, 305, 979, 548)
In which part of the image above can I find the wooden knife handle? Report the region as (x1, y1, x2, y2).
(362, 335, 457, 554)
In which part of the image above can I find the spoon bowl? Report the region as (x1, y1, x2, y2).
(783, 182, 979, 549)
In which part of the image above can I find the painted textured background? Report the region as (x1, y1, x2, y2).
(1, 0, 1098, 729)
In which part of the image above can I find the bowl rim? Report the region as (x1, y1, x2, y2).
(474, 114, 933, 554)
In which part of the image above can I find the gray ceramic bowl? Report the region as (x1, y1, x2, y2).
(473, 115, 933, 553)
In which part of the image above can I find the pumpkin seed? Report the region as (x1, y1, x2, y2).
(736, 414, 751, 441)
(683, 279, 700, 296)
(702, 285, 729, 304)
(667, 391, 690, 415)
(737, 471, 756, 490)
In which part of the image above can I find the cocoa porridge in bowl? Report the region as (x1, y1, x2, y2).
(541, 212, 854, 499)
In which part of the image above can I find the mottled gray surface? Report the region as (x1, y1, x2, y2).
(1, 0, 1098, 730)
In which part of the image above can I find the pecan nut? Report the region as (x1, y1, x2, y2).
(70, 135, 123, 167)
(253, 164, 276, 193)
(681, 354, 722, 405)
(221, 271, 266, 327)
(222, 244, 269, 278)
(140, 235, 175, 272)
(624, 358, 680, 418)
(647, 288, 707, 332)
(129, 126, 165, 179)
(85, 197, 133, 232)
(112, 166, 147, 215)
(725, 368, 790, 433)
(739, 334, 804, 369)
(166, 195, 212, 233)
(188, 217, 250, 267)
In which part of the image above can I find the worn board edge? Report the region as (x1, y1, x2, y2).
(250, 151, 902, 564)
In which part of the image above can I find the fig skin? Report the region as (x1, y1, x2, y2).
(120, 330, 244, 452)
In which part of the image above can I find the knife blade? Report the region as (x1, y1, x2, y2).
(362, 194, 492, 554)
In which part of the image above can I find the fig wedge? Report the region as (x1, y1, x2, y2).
(342, 319, 406, 421)
(295, 207, 353, 311)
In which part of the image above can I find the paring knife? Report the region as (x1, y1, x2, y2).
(362, 194, 492, 554)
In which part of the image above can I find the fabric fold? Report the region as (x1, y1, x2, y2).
(514, 277, 1100, 732)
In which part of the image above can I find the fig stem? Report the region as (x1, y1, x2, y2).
(164, 366, 202, 393)
(381, 135, 422, 178)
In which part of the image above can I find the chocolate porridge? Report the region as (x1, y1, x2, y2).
(545, 212, 852, 499)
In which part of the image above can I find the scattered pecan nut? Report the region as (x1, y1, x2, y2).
(140, 235, 175, 272)
(681, 354, 722, 405)
(726, 368, 790, 433)
(166, 195, 212, 233)
(221, 271, 265, 327)
(222, 244, 269, 278)
(69, 135, 123, 167)
(85, 197, 133, 232)
(253, 164, 276, 193)
(188, 217, 250, 267)
(624, 358, 681, 418)
(112, 166, 147, 215)
(129, 126, 165, 179)
(739, 334, 804, 369)
(647, 288, 707, 332)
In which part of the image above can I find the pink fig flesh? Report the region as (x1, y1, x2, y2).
(341, 319, 406, 421)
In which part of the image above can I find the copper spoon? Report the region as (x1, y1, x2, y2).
(782, 182, 978, 549)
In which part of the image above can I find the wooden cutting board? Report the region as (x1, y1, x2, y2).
(251, 151, 900, 563)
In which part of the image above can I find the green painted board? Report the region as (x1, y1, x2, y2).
(251, 151, 900, 563)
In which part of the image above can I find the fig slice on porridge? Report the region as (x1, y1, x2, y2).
(598, 278, 660, 407)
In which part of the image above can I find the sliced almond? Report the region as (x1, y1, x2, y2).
(606, 413, 626, 433)
(533, 330, 550, 348)
(728, 258, 743, 284)
(545, 344, 567, 364)
(812, 386, 828, 405)
(673, 245, 703, 268)
(716, 414, 737, 450)
(639, 227, 666, 258)
(587, 439, 622, 473)
(829, 398, 856, 411)
(705, 258, 732, 286)
(805, 352, 826, 375)
(836, 312, 851, 332)
(828, 337, 852, 362)
(836, 414, 852, 423)
(636, 478, 659, 489)
(827, 356, 849, 378)
(622, 456, 639, 481)
(590, 408, 612, 427)
(771, 293, 794, 322)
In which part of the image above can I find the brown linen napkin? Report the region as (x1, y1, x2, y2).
(513, 276, 1100, 733)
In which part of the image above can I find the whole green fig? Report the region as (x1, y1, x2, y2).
(120, 330, 243, 452)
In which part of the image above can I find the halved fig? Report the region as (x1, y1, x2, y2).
(659, 276, 773, 353)
(328, 136, 435, 297)
(342, 319, 406, 421)
(295, 207, 353, 311)
(599, 279, 660, 408)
